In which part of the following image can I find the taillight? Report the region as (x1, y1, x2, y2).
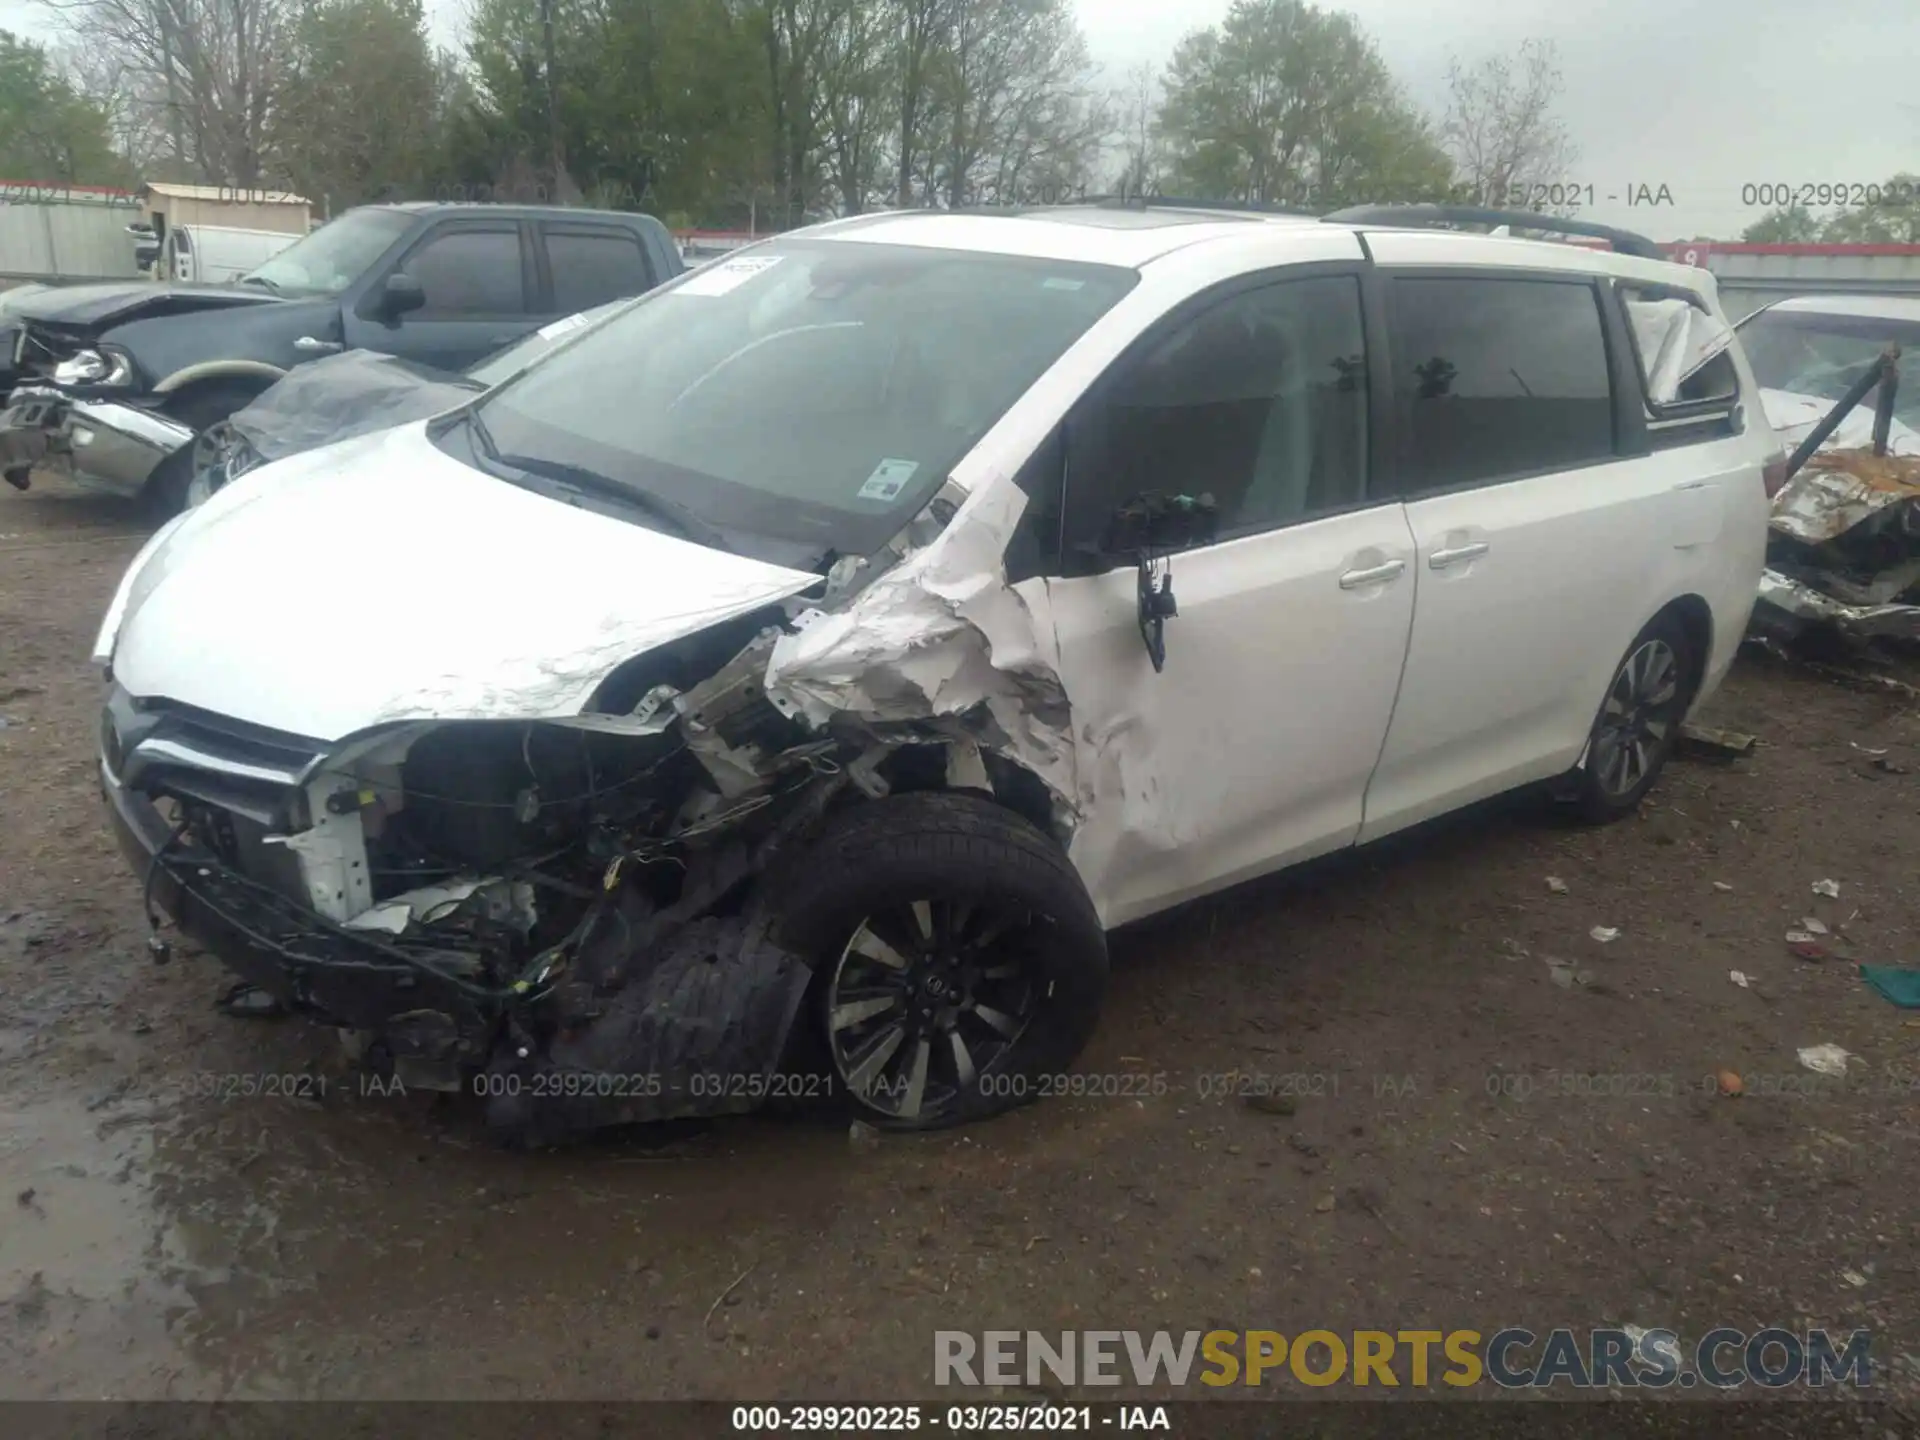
(1762, 450, 1789, 499)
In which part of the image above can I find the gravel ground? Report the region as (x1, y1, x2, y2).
(1, 477, 1916, 1426)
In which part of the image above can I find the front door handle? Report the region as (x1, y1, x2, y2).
(1339, 559, 1407, 589)
(1429, 542, 1490, 569)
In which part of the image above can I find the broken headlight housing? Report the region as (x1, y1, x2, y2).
(52, 347, 136, 388)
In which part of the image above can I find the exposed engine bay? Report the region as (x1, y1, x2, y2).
(133, 601, 1055, 1147)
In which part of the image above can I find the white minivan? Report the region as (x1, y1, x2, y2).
(93, 203, 1777, 1145)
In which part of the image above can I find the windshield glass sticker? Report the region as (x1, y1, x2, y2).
(857, 458, 919, 502)
(676, 254, 785, 298)
(1042, 277, 1086, 291)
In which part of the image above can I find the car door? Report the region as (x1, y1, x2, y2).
(344, 219, 537, 370)
(1358, 261, 1692, 842)
(535, 223, 658, 319)
(1041, 268, 1419, 929)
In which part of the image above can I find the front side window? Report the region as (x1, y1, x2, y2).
(405, 228, 528, 316)
(242, 208, 413, 297)
(465, 240, 1138, 567)
(1389, 277, 1614, 492)
(1737, 308, 1920, 432)
(1061, 275, 1369, 561)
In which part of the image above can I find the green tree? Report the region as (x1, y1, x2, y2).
(462, 0, 764, 219)
(1156, 0, 1453, 209)
(1820, 174, 1920, 243)
(1741, 206, 1821, 243)
(0, 29, 128, 184)
(272, 0, 449, 208)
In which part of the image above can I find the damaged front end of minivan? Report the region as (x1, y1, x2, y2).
(98, 469, 1090, 1147)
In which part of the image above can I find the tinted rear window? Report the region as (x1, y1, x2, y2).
(547, 229, 652, 312)
(1389, 277, 1614, 492)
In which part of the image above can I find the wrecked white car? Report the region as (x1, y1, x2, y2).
(1741, 295, 1920, 641)
(97, 205, 1773, 1145)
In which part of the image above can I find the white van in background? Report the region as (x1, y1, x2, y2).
(158, 225, 302, 283)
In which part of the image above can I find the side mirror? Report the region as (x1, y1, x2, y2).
(1096, 491, 1217, 674)
(381, 273, 426, 321)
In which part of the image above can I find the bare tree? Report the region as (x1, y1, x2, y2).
(40, 0, 295, 186)
(1439, 38, 1578, 213)
(54, 42, 178, 175)
(926, 0, 1107, 209)
(1112, 60, 1162, 196)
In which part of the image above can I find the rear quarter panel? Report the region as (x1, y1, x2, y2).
(1623, 263, 1771, 709)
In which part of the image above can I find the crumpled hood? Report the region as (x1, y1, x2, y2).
(229, 348, 479, 463)
(1761, 387, 1920, 458)
(109, 422, 821, 741)
(9, 280, 276, 330)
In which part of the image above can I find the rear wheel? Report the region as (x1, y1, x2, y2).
(1566, 612, 1697, 823)
(776, 790, 1107, 1131)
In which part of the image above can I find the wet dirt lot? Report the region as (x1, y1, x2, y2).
(2, 479, 1918, 1415)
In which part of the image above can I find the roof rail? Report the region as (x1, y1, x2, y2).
(1321, 203, 1664, 261)
(1055, 193, 1320, 219)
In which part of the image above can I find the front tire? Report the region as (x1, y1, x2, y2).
(775, 790, 1108, 1132)
(1566, 612, 1697, 823)
(140, 383, 263, 521)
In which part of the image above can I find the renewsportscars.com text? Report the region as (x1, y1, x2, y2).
(934, 1327, 1872, 1389)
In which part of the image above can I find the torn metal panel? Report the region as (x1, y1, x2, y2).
(265, 780, 375, 921)
(762, 478, 1080, 822)
(1753, 568, 1920, 640)
(673, 629, 795, 799)
(1771, 448, 1920, 547)
(1756, 434, 1920, 642)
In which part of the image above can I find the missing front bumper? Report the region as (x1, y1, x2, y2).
(2, 388, 193, 496)
(103, 757, 497, 1052)
(102, 757, 817, 1138)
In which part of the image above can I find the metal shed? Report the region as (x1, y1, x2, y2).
(138, 183, 313, 240)
(0, 181, 146, 285)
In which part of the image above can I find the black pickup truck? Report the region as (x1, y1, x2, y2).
(0, 203, 684, 514)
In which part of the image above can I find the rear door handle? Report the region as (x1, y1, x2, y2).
(1339, 559, 1407, 589)
(1429, 542, 1489, 569)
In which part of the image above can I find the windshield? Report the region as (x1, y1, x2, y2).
(465, 298, 634, 387)
(464, 239, 1138, 563)
(1739, 308, 1920, 429)
(241, 208, 413, 297)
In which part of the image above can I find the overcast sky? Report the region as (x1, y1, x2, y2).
(5, 0, 1915, 242)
